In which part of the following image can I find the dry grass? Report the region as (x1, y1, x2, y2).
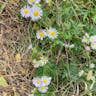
(0, 1, 34, 96)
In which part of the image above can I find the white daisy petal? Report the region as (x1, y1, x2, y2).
(39, 56, 48, 66)
(36, 29, 46, 40)
(47, 28, 58, 39)
(31, 6, 43, 21)
(20, 5, 31, 18)
(38, 86, 48, 93)
(32, 77, 42, 87)
(41, 76, 52, 86)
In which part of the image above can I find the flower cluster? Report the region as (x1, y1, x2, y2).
(32, 76, 52, 93)
(32, 56, 48, 68)
(36, 28, 58, 40)
(20, 0, 43, 21)
(82, 33, 96, 50)
(20, 0, 55, 94)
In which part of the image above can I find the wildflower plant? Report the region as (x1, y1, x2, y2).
(20, 0, 96, 96)
(32, 76, 51, 93)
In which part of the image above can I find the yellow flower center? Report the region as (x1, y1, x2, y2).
(39, 32, 44, 37)
(36, 80, 40, 84)
(42, 58, 46, 62)
(43, 79, 47, 83)
(41, 86, 46, 90)
(24, 9, 29, 14)
(29, 0, 33, 2)
(33, 10, 39, 16)
(92, 43, 96, 47)
(33, 61, 37, 65)
(50, 32, 56, 36)
(91, 37, 94, 42)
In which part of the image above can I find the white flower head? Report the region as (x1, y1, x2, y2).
(39, 56, 48, 66)
(89, 63, 95, 69)
(36, 29, 46, 40)
(28, 0, 41, 5)
(91, 43, 96, 50)
(90, 35, 96, 43)
(41, 76, 52, 86)
(31, 6, 43, 21)
(32, 59, 40, 68)
(32, 77, 42, 87)
(38, 86, 48, 93)
(47, 28, 58, 39)
(20, 5, 31, 18)
(28, 0, 34, 5)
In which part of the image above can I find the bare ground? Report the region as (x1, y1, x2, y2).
(0, 1, 34, 96)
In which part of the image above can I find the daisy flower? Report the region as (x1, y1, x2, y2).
(31, 6, 43, 21)
(32, 77, 42, 87)
(91, 43, 96, 50)
(20, 5, 31, 18)
(41, 76, 52, 86)
(28, 0, 34, 5)
(47, 28, 58, 39)
(38, 86, 48, 93)
(28, 0, 41, 5)
(90, 35, 96, 43)
(36, 29, 46, 40)
(39, 56, 48, 66)
(32, 59, 40, 68)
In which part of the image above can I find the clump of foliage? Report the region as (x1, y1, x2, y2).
(20, 0, 96, 96)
